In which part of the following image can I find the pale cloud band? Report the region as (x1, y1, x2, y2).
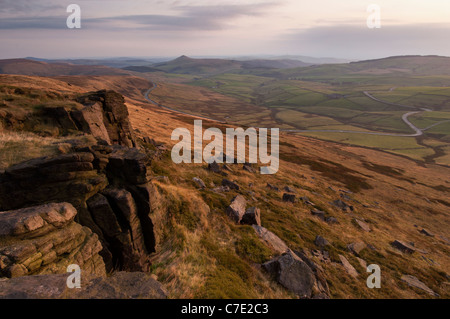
(0, 0, 449, 59)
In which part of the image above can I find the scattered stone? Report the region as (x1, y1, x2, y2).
(243, 163, 256, 173)
(347, 242, 366, 256)
(222, 179, 240, 190)
(314, 235, 330, 247)
(326, 217, 339, 225)
(284, 186, 296, 193)
(331, 199, 353, 212)
(267, 183, 279, 191)
(153, 176, 169, 183)
(211, 186, 230, 193)
(241, 207, 261, 226)
(223, 164, 233, 172)
(252, 225, 288, 255)
(301, 197, 315, 206)
(311, 209, 326, 221)
(419, 228, 434, 237)
(401, 275, 439, 297)
(192, 177, 206, 189)
(391, 240, 416, 254)
(282, 193, 296, 203)
(226, 195, 247, 223)
(340, 193, 353, 201)
(354, 219, 371, 232)
(338, 255, 358, 278)
(311, 249, 330, 264)
(208, 162, 221, 173)
(356, 257, 367, 269)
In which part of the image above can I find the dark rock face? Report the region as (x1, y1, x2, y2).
(0, 272, 167, 299)
(74, 90, 136, 148)
(0, 145, 155, 273)
(0, 203, 106, 278)
(0, 153, 107, 210)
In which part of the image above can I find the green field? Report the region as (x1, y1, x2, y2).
(144, 57, 450, 165)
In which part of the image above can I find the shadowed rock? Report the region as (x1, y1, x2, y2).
(241, 207, 261, 226)
(262, 250, 328, 299)
(314, 235, 330, 247)
(282, 193, 296, 203)
(222, 179, 239, 190)
(391, 240, 416, 254)
(0, 272, 167, 299)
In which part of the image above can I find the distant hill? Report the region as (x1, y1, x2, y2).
(283, 55, 450, 78)
(123, 66, 167, 73)
(0, 59, 130, 76)
(146, 55, 312, 75)
(151, 55, 243, 75)
(240, 59, 311, 69)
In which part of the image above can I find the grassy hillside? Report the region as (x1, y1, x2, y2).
(0, 74, 449, 299)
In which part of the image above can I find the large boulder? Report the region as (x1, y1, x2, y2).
(262, 250, 321, 298)
(0, 272, 167, 299)
(226, 195, 247, 223)
(0, 203, 106, 278)
(252, 225, 288, 255)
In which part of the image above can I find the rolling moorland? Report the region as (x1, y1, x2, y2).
(0, 56, 448, 299)
(128, 55, 450, 165)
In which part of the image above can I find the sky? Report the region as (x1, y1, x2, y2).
(1, 0, 450, 60)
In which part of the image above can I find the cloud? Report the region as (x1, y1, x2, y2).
(281, 24, 450, 59)
(0, 17, 67, 30)
(0, 0, 63, 16)
(0, 2, 275, 31)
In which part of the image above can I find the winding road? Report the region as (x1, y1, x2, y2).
(144, 82, 445, 137)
